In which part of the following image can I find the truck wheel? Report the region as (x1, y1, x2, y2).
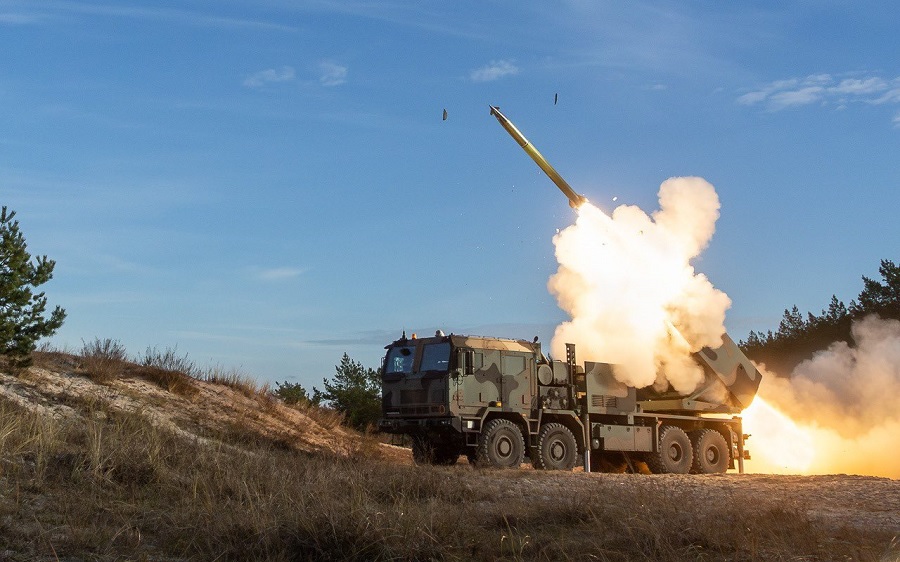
(646, 425, 692, 474)
(476, 419, 525, 469)
(533, 423, 578, 470)
(689, 429, 729, 474)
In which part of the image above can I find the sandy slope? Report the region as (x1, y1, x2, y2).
(0, 355, 407, 462)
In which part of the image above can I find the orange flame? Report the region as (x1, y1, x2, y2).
(742, 397, 815, 473)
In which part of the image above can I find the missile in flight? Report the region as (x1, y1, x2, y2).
(489, 105, 587, 209)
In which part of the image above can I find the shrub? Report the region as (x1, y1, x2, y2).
(79, 338, 128, 383)
(140, 346, 196, 376)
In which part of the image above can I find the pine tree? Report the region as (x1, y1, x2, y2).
(318, 353, 381, 430)
(0, 207, 66, 370)
(853, 259, 900, 317)
(821, 295, 849, 325)
(776, 305, 806, 340)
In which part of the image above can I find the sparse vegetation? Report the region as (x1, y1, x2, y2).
(202, 365, 263, 398)
(79, 337, 128, 382)
(274, 379, 320, 406)
(141, 345, 197, 377)
(1, 347, 897, 560)
(0, 392, 895, 561)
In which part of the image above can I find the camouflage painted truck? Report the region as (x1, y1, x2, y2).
(378, 331, 761, 473)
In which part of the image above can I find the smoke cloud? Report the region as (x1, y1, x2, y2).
(548, 177, 731, 394)
(747, 315, 900, 477)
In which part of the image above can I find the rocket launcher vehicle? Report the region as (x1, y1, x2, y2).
(489, 106, 762, 414)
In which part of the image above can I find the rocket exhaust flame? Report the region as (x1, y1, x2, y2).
(745, 316, 900, 477)
(742, 397, 815, 473)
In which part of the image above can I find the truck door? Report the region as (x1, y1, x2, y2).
(500, 352, 531, 411)
(464, 349, 501, 406)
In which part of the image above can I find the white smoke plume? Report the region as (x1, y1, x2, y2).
(548, 177, 731, 394)
(747, 315, 900, 477)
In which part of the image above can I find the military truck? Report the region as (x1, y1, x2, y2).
(378, 331, 761, 473)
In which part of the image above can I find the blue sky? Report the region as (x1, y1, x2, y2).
(3, 1, 898, 388)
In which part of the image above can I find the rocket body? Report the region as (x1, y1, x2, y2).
(489, 106, 587, 209)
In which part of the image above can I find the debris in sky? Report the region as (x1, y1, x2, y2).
(613, 196, 618, 202)
(442, 109, 448, 121)
(554, 93, 558, 105)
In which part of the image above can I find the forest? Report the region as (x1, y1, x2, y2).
(739, 259, 900, 375)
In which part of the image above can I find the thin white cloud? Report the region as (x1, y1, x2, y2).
(894, 113, 900, 128)
(255, 267, 306, 281)
(25, 3, 295, 32)
(738, 73, 900, 123)
(769, 86, 825, 109)
(0, 12, 43, 24)
(829, 77, 888, 96)
(873, 86, 900, 105)
(470, 59, 519, 82)
(319, 61, 347, 86)
(243, 66, 296, 88)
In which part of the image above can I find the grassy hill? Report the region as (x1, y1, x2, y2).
(0, 349, 896, 561)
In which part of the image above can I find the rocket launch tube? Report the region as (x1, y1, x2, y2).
(489, 105, 587, 208)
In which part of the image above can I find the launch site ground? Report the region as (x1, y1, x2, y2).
(1, 353, 897, 561)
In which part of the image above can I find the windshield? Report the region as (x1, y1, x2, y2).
(420, 342, 451, 373)
(385, 345, 415, 375)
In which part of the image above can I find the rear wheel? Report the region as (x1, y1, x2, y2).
(689, 429, 729, 474)
(646, 425, 692, 474)
(533, 423, 578, 471)
(476, 419, 525, 469)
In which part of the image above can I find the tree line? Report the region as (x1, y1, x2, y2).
(740, 259, 900, 375)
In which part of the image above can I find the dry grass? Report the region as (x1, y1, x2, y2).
(202, 365, 263, 398)
(4, 345, 896, 561)
(132, 364, 199, 398)
(0, 392, 895, 562)
(78, 338, 128, 382)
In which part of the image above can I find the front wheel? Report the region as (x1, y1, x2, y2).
(533, 423, 578, 471)
(475, 419, 525, 469)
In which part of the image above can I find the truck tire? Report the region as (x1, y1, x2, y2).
(689, 429, 729, 474)
(645, 425, 692, 474)
(533, 423, 578, 471)
(475, 419, 525, 469)
(412, 437, 459, 466)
